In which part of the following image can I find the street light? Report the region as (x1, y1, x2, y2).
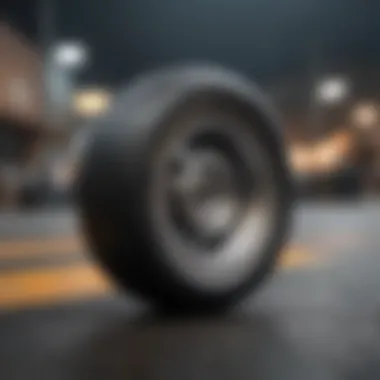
(352, 103, 378, 129)
(52, 41, 88, 70)
(47, 41, 89, 126)
(315, 76, 350, 105)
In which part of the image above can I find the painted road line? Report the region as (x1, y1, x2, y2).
(0, 236, 83, 260)
(279, 245, 317, 269)
(0, 253, 85, 273)
(0, 264, 112, 311)
(0, 236, 316, 271)
(0, 245, 316, 311)
(0, 234, 314, 270)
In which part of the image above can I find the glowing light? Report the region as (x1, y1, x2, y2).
(315, 77, 350, 104)
(352, 103, 378, 129)
(73, 88, 112, 117)
(53, 42, 87, 69)
(290, 146, 313, 173)
(290, 132, 353, 174)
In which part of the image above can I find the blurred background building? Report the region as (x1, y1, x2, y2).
(1, 1, 380, 208)
(0, 21, 45, 208)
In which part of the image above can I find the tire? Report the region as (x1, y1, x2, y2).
(75, 63, 294, 312)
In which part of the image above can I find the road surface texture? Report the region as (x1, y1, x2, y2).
(0, 201, 380, 380)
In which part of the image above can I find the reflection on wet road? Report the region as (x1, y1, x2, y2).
(1, 201, 380, 379)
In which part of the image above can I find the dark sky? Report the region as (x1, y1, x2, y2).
(2, 0, 380, 87)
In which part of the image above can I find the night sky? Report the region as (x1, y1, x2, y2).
(2, 0, 380, 87)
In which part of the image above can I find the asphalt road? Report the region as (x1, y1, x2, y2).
(1, 201, 380, 380)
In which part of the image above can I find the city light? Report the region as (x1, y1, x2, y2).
(290, 131, 352, 174)
(315, 76, 350, 105)
(352, 103, 378, 129)
(52, 42, 88, 69)
(73, 88, 112, 117)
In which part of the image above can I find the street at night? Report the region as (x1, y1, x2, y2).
(2, 1, 380, 379)
(1, 201, 380, 379)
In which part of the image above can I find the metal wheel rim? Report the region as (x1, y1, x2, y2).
(149, 111, 278, 291)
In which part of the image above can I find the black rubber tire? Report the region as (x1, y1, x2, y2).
(75, 63, 294, 312)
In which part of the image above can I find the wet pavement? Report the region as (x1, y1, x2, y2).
(1, 201, 380, 380)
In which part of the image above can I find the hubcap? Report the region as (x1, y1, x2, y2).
(170, 149, 242, 244)
(150, 112, 278, 291)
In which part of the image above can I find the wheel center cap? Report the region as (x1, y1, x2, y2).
(172, 150, 241, 237)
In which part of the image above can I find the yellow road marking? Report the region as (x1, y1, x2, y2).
(0, 264, 112, 311)
(0, 237, 315, 271)
(0, 236, 314, 266)
(0, 243, 316, 311)
(279, 245, 316, 269)
(0, 236, 83, 259)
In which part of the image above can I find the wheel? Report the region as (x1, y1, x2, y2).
(75, 63, 294, 312)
